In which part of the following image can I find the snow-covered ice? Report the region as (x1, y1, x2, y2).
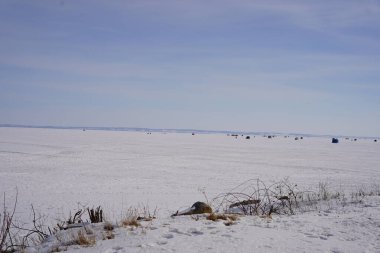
(1, 127, 379, 252)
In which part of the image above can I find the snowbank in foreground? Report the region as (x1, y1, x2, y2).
(25, 196, 380, 253)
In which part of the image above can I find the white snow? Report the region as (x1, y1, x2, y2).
(1, 127, 379, 252)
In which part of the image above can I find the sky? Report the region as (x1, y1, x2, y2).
(0, 0, 380, 136)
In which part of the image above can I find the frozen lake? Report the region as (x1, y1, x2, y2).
(1, 127, 379, 223)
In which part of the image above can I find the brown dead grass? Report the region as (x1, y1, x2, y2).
(206, 213, 238, 222)
(103, 231, 115, 240)
(120, 207, 142, 228)
(122, 218, 140, 227)
(75, 230, 95, 247)
(103, 222, 114, 231)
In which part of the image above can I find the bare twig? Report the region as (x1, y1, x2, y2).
(0, 191, 18, 252)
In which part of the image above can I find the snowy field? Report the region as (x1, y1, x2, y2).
(1, 127, 380, 252)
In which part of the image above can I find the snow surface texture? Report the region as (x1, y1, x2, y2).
(1, 127, 380, 252)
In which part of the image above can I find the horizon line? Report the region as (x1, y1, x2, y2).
(0, 123, 378, 139)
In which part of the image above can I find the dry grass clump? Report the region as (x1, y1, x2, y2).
(50, 245, 68, 252)
(206, 213, 239, 226)
(121, 208, 141, 228)
(102, 231, 115, 240)
(136, 205, 157, 221)
(206, 213, 227, 221)
(122, 218, 140, 228)
(103, 222, 114, 231)
(206, 213, 238, 222)
(121, 205, 157, 228)
(101, 223, 116, 240)
(75, 230, 95, 247)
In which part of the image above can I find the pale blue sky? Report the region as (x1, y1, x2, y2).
(1, 0, 380, 136)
